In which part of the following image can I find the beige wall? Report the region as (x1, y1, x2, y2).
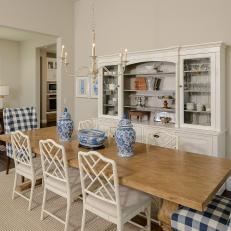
(74, 0, 231, 157)
(0, 0, 75, 117)
(0, 39, 20, 107)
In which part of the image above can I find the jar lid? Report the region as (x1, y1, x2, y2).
(60, 107, 71, 120)
(118, 118, 133, 128)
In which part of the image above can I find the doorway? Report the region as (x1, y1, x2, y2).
(39, 44, 57, 127)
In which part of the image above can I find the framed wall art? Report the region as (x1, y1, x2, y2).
(75, 77, 89, 98)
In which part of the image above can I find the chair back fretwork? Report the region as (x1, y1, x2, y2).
(39, 139, 69, 184)
(78, 120, 95, 131)
(11, 131, 33, 169)
(78, 151, 120, 207)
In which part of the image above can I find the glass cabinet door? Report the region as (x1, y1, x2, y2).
(102, 65, 119, 117)
(181, 54, 215, 128)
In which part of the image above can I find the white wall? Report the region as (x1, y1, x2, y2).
(0, 39, 20, 107)
(19, 37, 56, 121)
(0, 0, 75, 117)
(74, 0, 231, 158)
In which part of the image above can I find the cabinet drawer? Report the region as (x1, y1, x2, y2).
(178, 133, 213, 155)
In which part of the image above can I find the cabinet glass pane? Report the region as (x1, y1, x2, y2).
(183, 58, 211, 126)
(102, 65, 118, 116)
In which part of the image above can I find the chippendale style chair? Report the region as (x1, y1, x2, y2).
(40, 139, 82, 231)
(78, 119, 95, 131)
(78, 119, 116, 138)
(11, 131, 42, 210)
(3, 107, 37, 174)
(78, 151, 152, 231)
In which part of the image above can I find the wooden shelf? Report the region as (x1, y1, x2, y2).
(103, 104, 116, 107)
(184, 110, 211, 114)
(184, 70, 210, 73)
(124, 105, 175, 112)
(124, 89, 175, 97)
(184, 90, 210, 93)
(124, 72, 175, 77)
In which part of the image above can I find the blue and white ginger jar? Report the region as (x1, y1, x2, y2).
(115, 119, 136, 157)
(57, 107, 74, 141)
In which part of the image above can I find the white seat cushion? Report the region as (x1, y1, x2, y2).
(16, 157, 42, 179)
(45, 167, 82, 198)
(86, 185, 151, 220)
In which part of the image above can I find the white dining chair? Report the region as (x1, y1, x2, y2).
(78, 151, 152, 231)
(39, 139, 82, 231)
(78, 119, 95, 131)
(146, 130, 178, 149)
(11, 130, 42, 211)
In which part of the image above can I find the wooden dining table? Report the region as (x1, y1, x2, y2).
(1, 126, 231, 231)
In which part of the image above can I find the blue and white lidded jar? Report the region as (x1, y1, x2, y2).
(115, 118, 136, 157)
(57, 107, 74, 141)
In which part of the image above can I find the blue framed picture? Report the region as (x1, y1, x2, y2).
(75, 77, 89, 97)
(90, 78, 98, 98)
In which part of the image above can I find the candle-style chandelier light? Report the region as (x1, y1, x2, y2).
(60, 0, 128, 79)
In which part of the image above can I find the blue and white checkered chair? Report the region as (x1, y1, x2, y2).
(3, 107, 37, 173)
(171, 195, 231, 231)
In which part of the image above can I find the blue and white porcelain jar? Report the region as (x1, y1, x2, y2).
(57, 107, 74, 141)
(115, 119, 136, 157)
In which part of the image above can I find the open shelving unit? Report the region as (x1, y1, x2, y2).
(123, 61, 176, 124)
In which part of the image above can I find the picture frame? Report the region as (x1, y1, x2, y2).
(75, 77, 89, 98)
(90, 77, 98, 98)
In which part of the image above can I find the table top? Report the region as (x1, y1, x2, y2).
(1, 126, 231, 211)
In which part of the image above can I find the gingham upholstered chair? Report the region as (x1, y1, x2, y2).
(3, 107, 37, 174)
(78, 151, 152, 231)
(0, 117, 7, 169)
(40, 139, 82, 231)
(11, 131, 42, 210)
(171, 195, 231, 231)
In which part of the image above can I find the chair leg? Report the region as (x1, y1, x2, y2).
(28, 180, 35, 211)
(41, 187, 47, 220)
(117, 222, 124, 231)
(81, 207, 86, 231)
(64, 198, 71, 231)
(145, 205, 151, 231)
(12, 172, 18, 200)
(6, 156, 10, 174)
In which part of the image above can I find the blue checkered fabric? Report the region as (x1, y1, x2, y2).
(171, 195, 231, 231)
(3, 107, 37, 158)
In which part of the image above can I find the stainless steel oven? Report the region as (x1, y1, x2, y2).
(47, 82, 57, 93)
(47, 94, 57, 112)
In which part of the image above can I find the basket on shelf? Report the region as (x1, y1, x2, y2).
(135, 77, 147, 90)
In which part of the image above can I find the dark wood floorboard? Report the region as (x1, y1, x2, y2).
(0, 151, 14, 172)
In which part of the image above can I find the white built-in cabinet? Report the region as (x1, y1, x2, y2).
(47, 57, 57, 81)
(97, 42, 226, 158)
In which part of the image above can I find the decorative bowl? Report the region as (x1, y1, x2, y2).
(78, 129, 107, 148)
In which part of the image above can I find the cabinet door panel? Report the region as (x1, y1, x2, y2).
(180, 53, 216, 130)
(133, 125, 143, 142)
(178, 134, 212, 155)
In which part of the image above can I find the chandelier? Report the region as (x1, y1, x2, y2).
(60, 0, 128, 79)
